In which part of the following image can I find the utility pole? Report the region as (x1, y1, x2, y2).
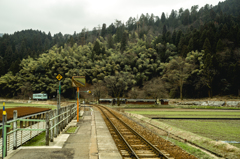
(56, 74, 62, 134)
(77, 87, 79, 122)
(58, 81, 61, 110)
(2, 102, 6, 158)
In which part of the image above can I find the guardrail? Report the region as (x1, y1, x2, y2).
(0, 103, 78, 158)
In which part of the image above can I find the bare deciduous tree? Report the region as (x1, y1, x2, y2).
(143, 77, 168, 102)
(127, 86, 145, 99)
(92, 80, 108, 103)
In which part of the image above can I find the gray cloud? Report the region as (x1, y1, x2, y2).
(0, 0, 222, 35)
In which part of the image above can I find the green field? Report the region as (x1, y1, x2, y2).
(159, 119, 240, 148)
(126, 110, 240, 118)
(127, 109, 240, 149)
(122, 104, 240, 110)
(1, 103, 57, 110)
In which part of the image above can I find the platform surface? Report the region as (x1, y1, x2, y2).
(5, 108, 121, 159)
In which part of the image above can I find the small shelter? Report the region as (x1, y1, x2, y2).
(99, 99, 113, 104)
(160, 99, 169, 105)
(126, 99, 156, 105)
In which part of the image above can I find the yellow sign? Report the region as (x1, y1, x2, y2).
(56, 74, 63, 81)
(3, 111, 6, 115)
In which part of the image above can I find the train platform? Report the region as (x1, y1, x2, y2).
(5, 108, 122, 159)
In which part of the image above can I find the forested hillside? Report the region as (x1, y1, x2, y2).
(0, 0, 240, 100)
(0, 30, 68, 76)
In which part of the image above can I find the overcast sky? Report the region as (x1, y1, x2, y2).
(0, 0, 222, 35)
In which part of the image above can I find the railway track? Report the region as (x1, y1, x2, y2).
(94, 105, 197, 159)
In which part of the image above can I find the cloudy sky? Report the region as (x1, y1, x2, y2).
(0, 0, 222, 35)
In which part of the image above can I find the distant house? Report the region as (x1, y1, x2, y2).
(99, 98, 126, 105)
(126, 99, 156, 105)
(33, 93, 48, 100)
(113, 98, 126, 104)
(99, 98, 157, 105)
(160, 99, 169, 105)
(99, 99, 113, 104)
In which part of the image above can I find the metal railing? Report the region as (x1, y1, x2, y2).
(0, 103, 78, 158)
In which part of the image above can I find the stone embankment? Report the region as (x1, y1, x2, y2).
(172, 101, 240, 107)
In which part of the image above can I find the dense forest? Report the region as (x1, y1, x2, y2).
(0, 0, 240, 101)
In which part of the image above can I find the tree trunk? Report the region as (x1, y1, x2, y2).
(180, 79, 183, 100)
(117, 96, 120, 106)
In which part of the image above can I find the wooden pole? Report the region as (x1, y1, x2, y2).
(77, 87, 79, 122)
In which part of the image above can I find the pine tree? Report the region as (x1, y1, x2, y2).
(176, 30, 182, 47)
(220, 24, 228, 39)
(172, 30, 177, 46)
(101, 23, 107, 38)
(93, 41, 101, 55)
(188, 38, 194, 52)
(178, 37, 185, 54)
(203, 38, 211, 55)
(120, 32, 128, 53)
(115, 27, 122, 43)
(47, 32, 52, 41)
(107, 35, 114, 49)
(237, 30, 240, 47)
(0, 59, 5, 76)
(181, 45, 189, 57)
(162, 25, 167, 42)
(203, 53, 215, 98)
(216, 39, 224, 52)
(161, 12, 166, 23)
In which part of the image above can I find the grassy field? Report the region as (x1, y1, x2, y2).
(127, 109, 240, 149)
(126, 110, 240, 118)
(1, 103, 57, 110)
(121, 104, 240, 109)
(159, 119, 240, 148)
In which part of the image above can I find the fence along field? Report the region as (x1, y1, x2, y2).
(0, 104, 78, 157)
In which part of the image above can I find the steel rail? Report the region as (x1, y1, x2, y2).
(101, 109, 139, 159)
(95, 105, 171, 159)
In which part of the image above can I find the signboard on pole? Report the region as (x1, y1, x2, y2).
(72, 76, 86, 87)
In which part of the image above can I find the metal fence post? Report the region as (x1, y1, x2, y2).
(70, 105, 72, 120)
(45, 112, 49, 146)
(54, 109, 57, 137)
(13, 110, 18, 150)
(67, 106, 69, 124)
(50, 110, 53, 142)
(57, 108, 60, 135)
(60, 108, 63, 132)
(65, 107, 67, 128)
